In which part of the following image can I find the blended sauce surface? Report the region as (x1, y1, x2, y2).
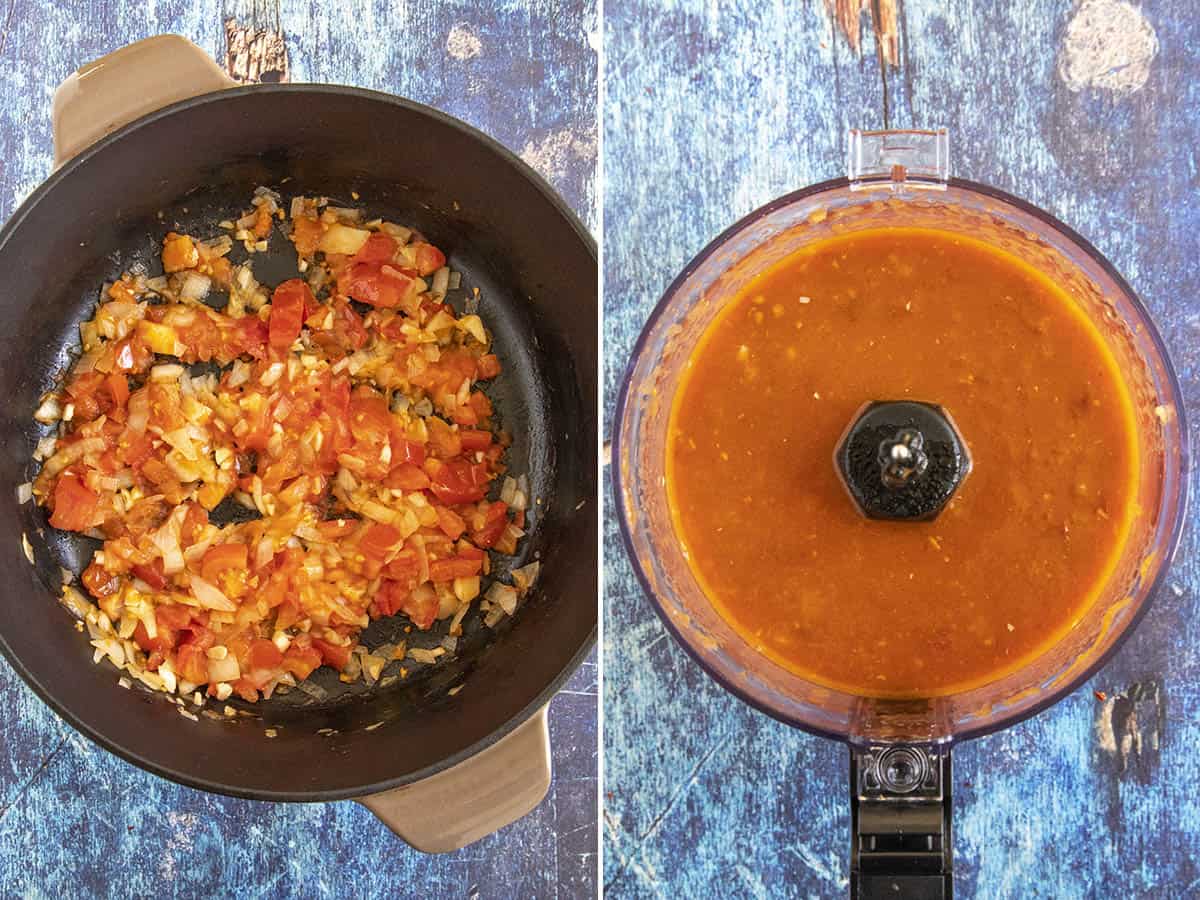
(668, 227, 1138, 697)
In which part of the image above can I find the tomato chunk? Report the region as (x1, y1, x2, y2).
(429, 554, 483, 582)
(81, 561, 121, 598)
(175, 642, 210, 684)
(313, 638, 352, 670)
(132, 559, 168, 590)
(269, 279, 314, 350)
(428, 459, 486, 504)
(472, 501, 510, 549)
(201, 543, 248, 583)
(353, 232, 398, 265)
(49, 474, 98, 532)
(248, 638, 284, 671)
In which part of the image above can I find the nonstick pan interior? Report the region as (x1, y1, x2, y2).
(0, 86, 596, 799)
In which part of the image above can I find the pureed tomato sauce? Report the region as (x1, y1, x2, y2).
(666, 227, 1139, 698)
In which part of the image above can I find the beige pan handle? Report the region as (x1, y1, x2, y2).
(357, 706, 553, 853)
(49, 34, 557, 853)
(51, 34, 234, 167)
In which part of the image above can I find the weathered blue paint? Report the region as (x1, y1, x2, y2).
(0, 2, 597, 896)
(603, 1, 1200, 897)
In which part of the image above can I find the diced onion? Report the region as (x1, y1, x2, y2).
(317, 223, 370, 255)
(208, 655, 241, 683)
(486, 582, 519, 615)
(190, 574, 236, 612)
(180, 272, 212, 300)
(431, 267, 450, 298)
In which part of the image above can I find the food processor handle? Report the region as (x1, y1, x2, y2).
(849, 745, 954, 899)
(52, 34, 235, 167)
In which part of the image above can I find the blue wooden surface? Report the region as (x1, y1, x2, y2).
(0, 3, 597, 897)
(603, 1, 1200, 897)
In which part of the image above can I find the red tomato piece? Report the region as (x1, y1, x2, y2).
(248, 638, 284, 671)
(175, 642, 210, 684)
(427, 459, 486, 504)
(458, 429, 493, 452)
(232, 315, 269, 359)
(429, 554, 483, 583)
(399, 586, 440, 629)
(269, 279, 314, 350)
(132, 559, 168, 590)
(472, 500, 510, 549)
(477, 354, 502, 379)
(49, 474, 98, 532)
(339, 263, 415, 309)
(156, 604, 194, 631)
(81, 561, 121, 598)
(201, 543, 248, 583)
(396, 438, 426, 466)
(282, 643, 322, 680)
(436, 507, 467, 540)
(386, 464, 431, 491)
(353, 232, 398, 265)
(359, 522, 402, 560)
(411, 241, 446, 276)
(312, 638, 352, 670)
(134, 620, 176, 657)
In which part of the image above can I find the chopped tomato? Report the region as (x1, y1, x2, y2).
(477, 354, 502, 379)
(81, 561, 120, 598)
(201, 543, 248, 583)
(181, 503, 209, 544)
(359, 522, 401, 560)
(104, 372, 129, 413)
(156, 604, 194, 631)
(427, 458, 487, 504)
(382, 550, 421, 588)
(429, 554, 484, 582)
(398, 586, 440, 629)
(248, 638, 284, 671)
(269, 279, 314, 350)
(386, 463, 431, 490)
(132, 560, 169, 590)
(313, 638, 352, 670)
(472, 500, 510, 549)
(339, 263, 417, 309)
(353, 232, 398, 265)
(232, 315, 269, 358)
(437, 507, 467, 540)
(327, 299, 368, 351)
(282, 642, 322, 680)
(49, 474, 98, 532)
(134, 620, 175, 657)
(176, 642, 210, 684)
(459, 429, 493, 452)
(426, 417, 462, 458)
(411, 241, 446, 276)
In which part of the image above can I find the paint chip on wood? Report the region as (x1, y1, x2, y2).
(447, 23, 483, 60)
(1059, 0, 1158, 95)
(224, 20, 289, 84)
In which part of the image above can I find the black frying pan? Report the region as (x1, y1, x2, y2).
(0, 83, 596, 805)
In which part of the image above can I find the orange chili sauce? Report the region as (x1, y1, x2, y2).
(667, 228, 1139, 698)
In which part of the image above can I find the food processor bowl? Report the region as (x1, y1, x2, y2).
(613, 130, 1188, 898)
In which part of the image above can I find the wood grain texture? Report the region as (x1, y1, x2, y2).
(603, 0, 1200, 897)
(0, 1, 597, 896)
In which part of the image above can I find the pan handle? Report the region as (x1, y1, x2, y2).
(51, 34, 235, 167)
(355, 704, 552, 853)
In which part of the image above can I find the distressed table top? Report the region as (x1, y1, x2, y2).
(603, 1, 1200, 897)
(0, 2, 597, 897)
